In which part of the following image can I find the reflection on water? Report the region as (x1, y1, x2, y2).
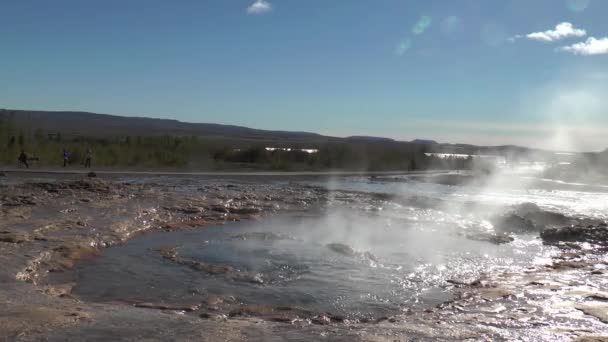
(71, 214, 549, 318)
(68, 174, 580, 320)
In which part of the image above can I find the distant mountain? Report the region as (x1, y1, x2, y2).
(0, 109, 334, 145)
(0, 109, 561, 158)
(411, 139, 438, 145)
(346, 136, 395, 143)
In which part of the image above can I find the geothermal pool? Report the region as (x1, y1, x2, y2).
(61, 172, 608, 322)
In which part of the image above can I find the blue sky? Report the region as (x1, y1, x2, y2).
(1, 0, 608, 151)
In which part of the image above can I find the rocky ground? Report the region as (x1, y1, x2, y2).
(1, 175, 607, 341)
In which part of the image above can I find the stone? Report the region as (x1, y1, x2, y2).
(134, 302, 201, 312)
(576, 304, 608, 323)
(493, 214, 539, 234)
(0, 231, 31, 243)
(542, 225, 608, 247)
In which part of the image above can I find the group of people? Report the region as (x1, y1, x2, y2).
(18, 147, 93, 169)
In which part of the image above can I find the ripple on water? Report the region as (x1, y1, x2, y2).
(68, 207, 552, 320)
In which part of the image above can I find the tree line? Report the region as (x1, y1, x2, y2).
(0, 113, 474, 171)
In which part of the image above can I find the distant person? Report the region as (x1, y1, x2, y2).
(18, 150, 29, 169)
(84, 147, 93, 168)
(62, 148, 70, 167)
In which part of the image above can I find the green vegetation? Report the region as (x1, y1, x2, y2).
(0, 112, 473, 171)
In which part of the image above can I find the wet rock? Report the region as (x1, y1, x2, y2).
(573, 336, 608, 342)
(228, 304, 314, 323)
(542, 225, 608, 246)
(464, 232, 514, 245)
(134, 302, 201, 312)
(199, 313, 227, 321)
(52, 244, 100, 269)
(230, 272, 264, 284)
(1, 195, 38, 206)
(549, 260, 589, 270)
(587, 293, 608, 302)
(158, 247, 236, 275)
(363, 251, 379, 263)
(311, 315, 332, 325)
(205, 296, 224, 306)
(187, 261, 235, 275)
(0, 171, 6, 177)
(492, 214, 540, 234)
(576, 304, 608, 323)
(327, 243, 357, 257)
(162, 219, 208, 231)
(87, 172, 97, 178)
(229, 207, 262, 215)
(210, 205, 230, 213)
(512, 202, 542, 215)
(163, 206, 203, 214)
(34, 180, 111, 194)
(446, 278, 489, 288)
(0, 231, 31, 243)
(326, 243, 378, 262)
(0, 307, 90, 337)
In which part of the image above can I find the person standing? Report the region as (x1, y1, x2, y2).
(62, 148, 70, 167)
(18, 150, 29, 169)
(84, 147, 92, 168)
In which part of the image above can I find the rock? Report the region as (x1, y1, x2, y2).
(465, 232, 514, 245)
(230, 272, 264, 284)
(573, 336, 608, 342)
(363, 251, 379, 262)
(229, 207, 262, 215)
(542, 225, 608, 246)
(549, 260, 589, 270)
(576, 304, 608, 323)
(587, 293, 608, 301)
(0, 171, 6, 177)
(327, 243, 357, 257)
(210, 205, 230, 213)
(188, 261, 235, 275)
(158, 247, 237, 275)
(206, 296, 224, 306)
(163, 206, 203, 214)
(134, 302, 201, 312)
(512, 202, 542, 215)
(0, 231, 31, 243)
(199, 313, 227, 321)
(52, 244, 100, 268)
(493, 214, 539, 234)
(87, 172, 97, 178)
(312, 315, 332, 325)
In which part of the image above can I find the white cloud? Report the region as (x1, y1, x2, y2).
(525, 22, 586, 42)
(507, 34, 522, 43)
(247, 0, 272, 15)
(560, 37, 608, 55)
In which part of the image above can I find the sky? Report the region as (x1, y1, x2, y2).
(1, 0, 608, 151)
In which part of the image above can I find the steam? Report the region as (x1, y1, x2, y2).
(520, 69, 608, 152)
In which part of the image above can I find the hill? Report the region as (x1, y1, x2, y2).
(0, 109, 334, 146)
(0, 108, 575, 170)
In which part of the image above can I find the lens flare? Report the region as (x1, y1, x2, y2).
(480, 23, 507, 47)
(412, 16, 432, 35)
(395, 39, 412, 56)
(566, 0, 591, 12)
(440, 16, 464, 36)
